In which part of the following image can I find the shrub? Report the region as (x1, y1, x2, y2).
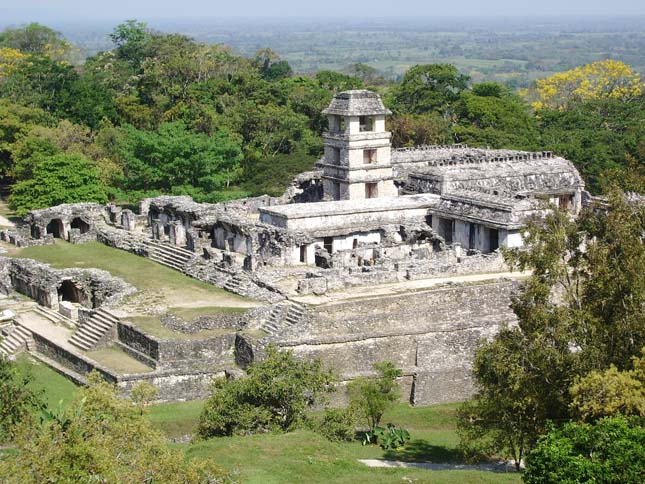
(348, 361, 402, 431)
(198, 346, 335, 438)
(524, 417, 645, 484)
(317, 408, 357, 442)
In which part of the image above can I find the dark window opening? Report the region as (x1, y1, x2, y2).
(469, 223, 477, 249)
(227, 237, 235, 252)
(70, 217, 90, 234)
(359, 116, 374, 132)
(323, 237, 333, 254)
(332, 182, 341, 201)
(299, 245, 307, 263)
(426, 215, 433, 227)
(439, 218, 453, 245)
(163, 225, 170, 236)
(489, 229, 499, 252)
(363, 149, 377, 164)
(58, 280, 81, 303)
(353, 238, 358, 249)
(331, 147, 341, 165)
(365, 182, 378, 199)
(558, 195, 573, 211)
(46, 219, 64, 238)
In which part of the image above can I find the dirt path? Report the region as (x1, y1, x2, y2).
(293, 270, 530, 306)
(358, 459, 518, 473)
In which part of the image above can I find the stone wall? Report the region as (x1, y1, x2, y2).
(251, 279, 519, 405)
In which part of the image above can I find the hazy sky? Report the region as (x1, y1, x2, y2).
(1, 0, 644, 22)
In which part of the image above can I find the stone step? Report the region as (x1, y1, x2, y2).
(34, 306, 77, 328)
(148, 253, 185, 271)
(69, 309, 119, 351)
(88, 313, 115, 330)
(95, 309, 120, 324)
(146, 239, 194, 259)
(0, 324, 33, 357)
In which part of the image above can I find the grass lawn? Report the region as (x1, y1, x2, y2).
(10, 241, 259, 336)
(85, 346, 154, 374)
(13, 356, 520, 483)
(14, 353, 80, 409)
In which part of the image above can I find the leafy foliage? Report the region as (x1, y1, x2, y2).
(523, 417, 645, 484)
(570, 349, 645, 422)
(527, 60, 643, 110)
(9, 153, 108, 215)
(0, 372, 229, 483)
(0, 356, 44, 443)
(364, 423, 411, 451)
(348, 361, 402, 431)
(197, 346, 335, 437)
(458, 193, 645, 468)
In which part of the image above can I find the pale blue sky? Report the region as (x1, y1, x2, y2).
(1, 0, 644, 21)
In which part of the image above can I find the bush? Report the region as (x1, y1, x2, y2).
(348, 361, 402, 431)
(317, 408, 357, 442)
(0, 356, 43, 443)
(197, 346, 335, 438)
(524, 417, 645, 484)
(364, 423, 411, 451)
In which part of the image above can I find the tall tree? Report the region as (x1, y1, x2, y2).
(392, 64, 469, 115)
(458, 193, 645, 467)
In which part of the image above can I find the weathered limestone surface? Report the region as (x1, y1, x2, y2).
(2, 257, 136, 310)
(243, 279, 518, 405)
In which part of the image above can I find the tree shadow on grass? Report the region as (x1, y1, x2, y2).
(382, 439, 461, 463)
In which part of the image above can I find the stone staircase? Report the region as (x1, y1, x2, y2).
(34, 305, 77, 328)
(260, 301, 307, 335)
(0, 323, 34, 358)
(224, 273, 250, 293)
(144, 239, 194, 271)
(69, 308, 120, 351)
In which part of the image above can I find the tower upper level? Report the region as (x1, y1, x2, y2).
(320, 90, 397, 201)
(322, 90, 392, 136)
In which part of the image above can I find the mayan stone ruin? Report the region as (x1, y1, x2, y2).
(0, 90, 591, 404)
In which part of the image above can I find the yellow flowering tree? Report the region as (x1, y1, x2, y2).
(0, 47, 28, 79)
(527, 60, 643, 110)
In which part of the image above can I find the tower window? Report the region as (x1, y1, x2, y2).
(363, 149, 377, 164)
(331, 147, 340, 164)
(359, 116, 374, 132)
(365, 183, 378, 199)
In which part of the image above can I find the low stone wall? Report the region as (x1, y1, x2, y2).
(161, 312, 243, 333)
(296, 251, 507, 295)
(156, 333, 237, 372)
(117, 322, 160, 361)
(116, 369, 224, 402)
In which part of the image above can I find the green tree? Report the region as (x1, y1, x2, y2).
(570, 350, 645, 422)
(0, 23, 70, 59)
(197, 346, 334, 437)
(454, 82, 539, 150)
(388, 113, 452, 148)
(9, 153, 108, 215)
(115, 121, 243, 192)
(392, 64, 469, 115)
(109, 19, 151, 66)
(458, 193, 645, 468)
(348, 361, 402, 430)
(523, 417, 645, 484)
(0, 373, 228, 483)
(0, 356, 44, 443)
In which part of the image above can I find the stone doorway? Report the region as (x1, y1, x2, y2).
(58, 280, 82, 304)
(46, 219, 64, 238)
(70, 217, 90, 234)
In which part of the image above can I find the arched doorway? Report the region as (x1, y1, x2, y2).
(70, 217, 90, 234)
(46, 219, 64, 238)
(58, 280, 82, 303)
